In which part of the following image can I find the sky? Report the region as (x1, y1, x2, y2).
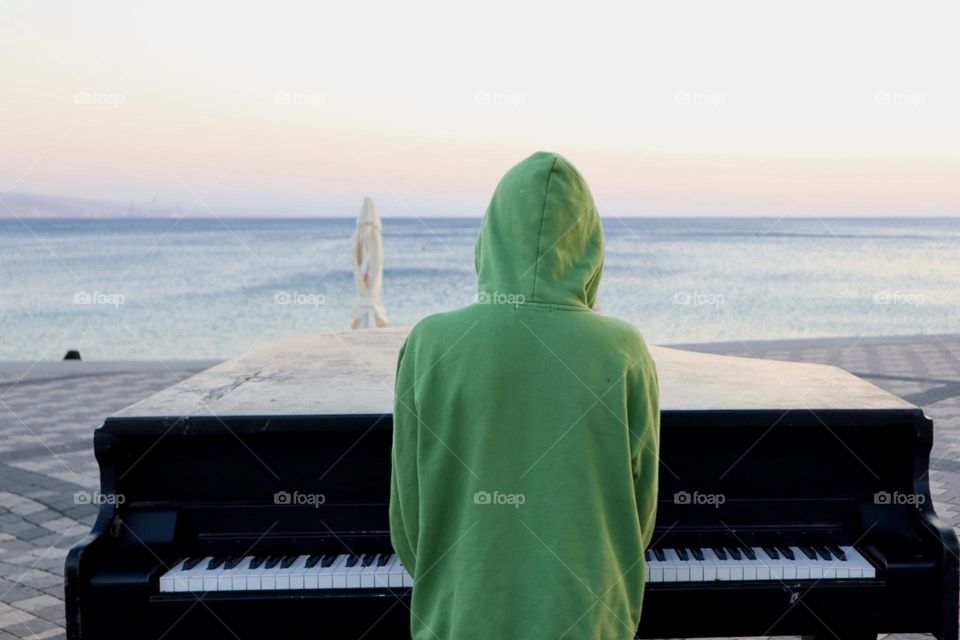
(1, 0, 959, 217)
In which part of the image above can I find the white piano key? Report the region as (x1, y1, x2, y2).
(665, 549, 689, 582)
(245, 558, 267, 591)
(737, 549, 757, 581)
(160, 558, 187, 593)
(217, 561, 238, 591)
(200, 559, 225, 592)
(698, 548, 717, 581)
(346, 556, 366, 588)
(289, 556, 309, 590)
(792, 547, 812, 579)
(302, 557, 322, 590)
(332, 555, 354, 588)
(260, 559, 279, 590)
(231, 557, 254, 591)
(275, 556, 307, 590)
(360, 555, 380, 588)
(727, 551, 744, 581)
(160, 559, 187, 593)
(187, 557, 214, 592)
(842, 546, 873, 579)
(370, 555, 394, 589)
(779, 550, 797, 580)
(320, 555, 348, 589)
(645, 552, 662, 583)
(389, 557, 407, 588)
(687, 551, 705, 582)
(708, 549, 732, 581)
(660, 550, 678, 582)
(373, 555, 397, 588)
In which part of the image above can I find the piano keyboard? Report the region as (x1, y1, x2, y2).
(160, 545, 875, 594)
(644, 545, 875, 582)
(159, 553, 412, 593)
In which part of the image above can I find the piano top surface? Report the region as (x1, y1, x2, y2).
(110, 328, 917, 421)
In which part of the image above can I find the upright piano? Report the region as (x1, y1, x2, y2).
(65, 329, 958, 639)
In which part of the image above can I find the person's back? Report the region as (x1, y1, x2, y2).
(390, 151, 660, 640)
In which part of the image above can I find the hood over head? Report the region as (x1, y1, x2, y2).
(475, 151, 604, 308)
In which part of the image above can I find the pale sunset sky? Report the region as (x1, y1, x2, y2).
(1, 0, 958, 217)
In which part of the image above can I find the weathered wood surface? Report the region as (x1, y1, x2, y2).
(113, 328, 915, 419)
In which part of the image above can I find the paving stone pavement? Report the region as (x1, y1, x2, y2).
(0, 335, 957, 640)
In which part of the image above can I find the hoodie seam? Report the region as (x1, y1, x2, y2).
(530, 154, 559, 303)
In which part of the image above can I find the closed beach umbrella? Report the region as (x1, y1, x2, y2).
(351, 197, 389, 329)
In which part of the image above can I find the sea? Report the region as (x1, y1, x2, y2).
(1, 217, 958, 361)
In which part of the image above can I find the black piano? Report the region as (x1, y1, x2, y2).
(65, 329, 958, 639)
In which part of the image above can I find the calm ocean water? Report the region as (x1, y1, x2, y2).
(1, 217, 958, 360)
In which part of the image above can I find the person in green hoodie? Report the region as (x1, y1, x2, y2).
(390, 151, 660, 640)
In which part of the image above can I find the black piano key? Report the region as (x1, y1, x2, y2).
(346, 554, 360, 567)
(225, 557, 244, 570)
(249, 556, 268, 569)
(361, 554, 377, 567)
(712, 547, 727, 560)
(676, 548, 690, 561)
(305, 554, 323, 568)
(742, 546, 757, 560)
(762, 546, 780, 560)
(321, 554, 338, 568)
(644, 551, 651, 562)
(206, 557, 228, 570)
(653, 548, 666, 562)
(182, 557, 204, 571)
(691, 548, 705, 561)
(814, 545, 832, 561)
(778, 546, 795, 560)
(726, 547, 742, 561)
(827, 544, 846, 561)
(280, 555, 299, 569)
(264, 556, 283, 569)
(800, 546, 817, 560)
(377, 554, 391, 567)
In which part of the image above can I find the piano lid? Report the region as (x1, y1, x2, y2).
(111, 328, 916, 420)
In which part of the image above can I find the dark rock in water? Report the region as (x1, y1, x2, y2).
(64, 350, 82, 361)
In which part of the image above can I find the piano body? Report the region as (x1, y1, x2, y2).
(65, 329, 958, 639)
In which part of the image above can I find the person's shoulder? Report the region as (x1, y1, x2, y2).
(590, 313, 649, 348)
(587, 313, 655, 368)
(403, 306, 477, 352)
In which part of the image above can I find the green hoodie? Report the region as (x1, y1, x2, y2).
(390, 151, 660, 640)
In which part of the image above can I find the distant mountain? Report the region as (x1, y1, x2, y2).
(0, 192, 183, 218)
